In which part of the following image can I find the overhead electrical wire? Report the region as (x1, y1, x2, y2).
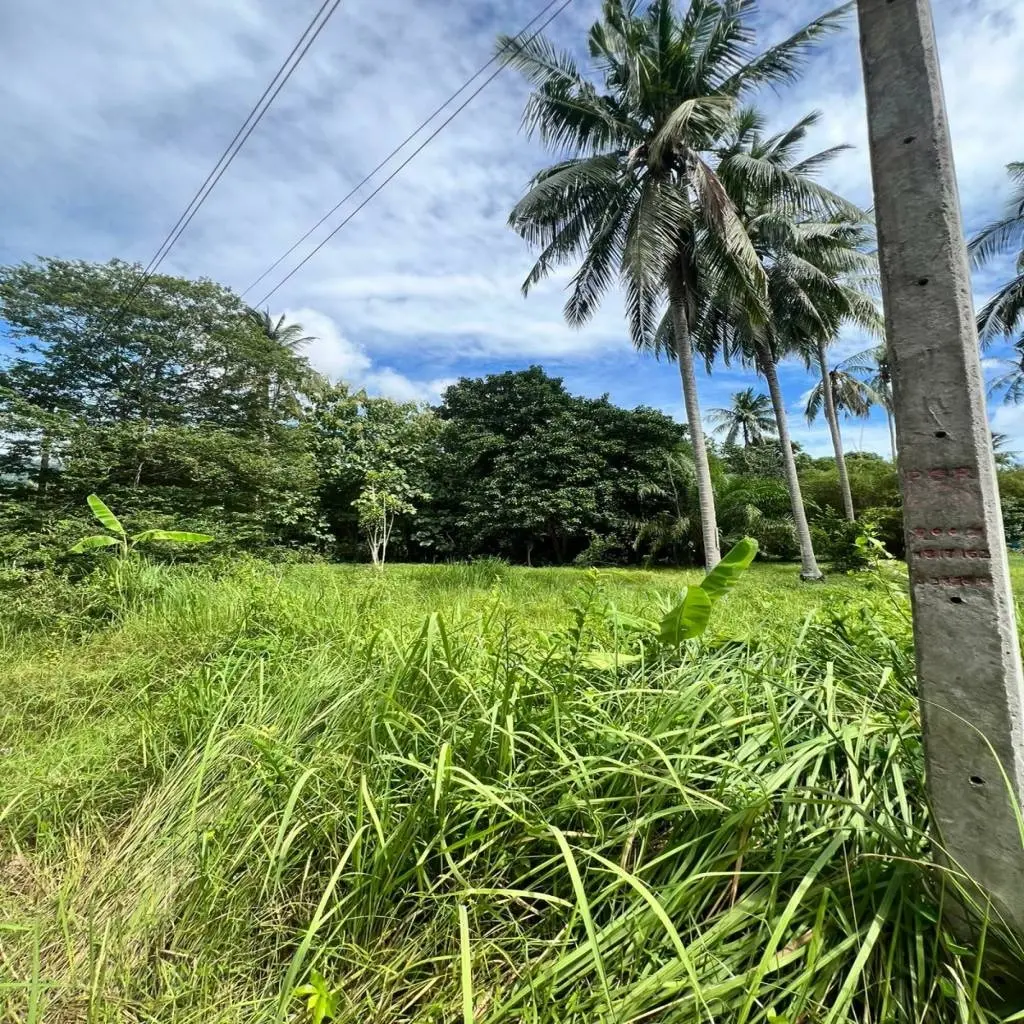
(248, 0, 577, 307)
(98, 0, 344, 334)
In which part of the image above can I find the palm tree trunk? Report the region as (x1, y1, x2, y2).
(886, 405, 897, 463)
(761, 350, 822, 579)
(671, 301, 720, 569)
(816, 339, 855, 521)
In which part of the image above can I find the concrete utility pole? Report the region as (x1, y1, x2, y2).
(858, 0, 1024, 933)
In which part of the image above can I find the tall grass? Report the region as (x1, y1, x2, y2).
(0, 561, 1020, 1021)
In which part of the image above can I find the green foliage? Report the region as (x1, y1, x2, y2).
(658, 584, 714, 645)
(572, 534, 626, 568)
(1001, 496, 1024, 551)
(0, 258, 326, 558)
(424, 368, 687, 564)
(351, 469, 417, 566)
(800, 453, 899, 519)
(294, 971, 341, 1024)
(69, 493, 213, 556)
(0, 559, 1008, 1022)
(659, 536, 758, 644)
(312, 384, 436, 556)
(0, 258, 913, 572)
(813, 508, 897, 571)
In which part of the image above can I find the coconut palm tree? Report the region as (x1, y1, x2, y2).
(992, 431, 1018, 469)
(695, 111, 874, 577)
(970, 161, 1024, 346)
(842, 344, 896, 461)
(246, 308, 319, 424)
(709, 388, 776, 446)
(805, 367, 876, 423)
(247, 308, 316, 353)
(804, 364, 880, 519)
(986, 339, 1024, 405)
(500, 0, 849, 569)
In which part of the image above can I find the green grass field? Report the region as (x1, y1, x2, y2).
(2, 559, 1023, 1022)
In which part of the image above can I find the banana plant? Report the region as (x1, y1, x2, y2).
(69, 494, 214, 555)
(582, 537, 759, 668)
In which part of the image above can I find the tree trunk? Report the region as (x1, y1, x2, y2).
(859, 0, 1024, 934)
(761, 350, 822, 579)
(886, 405, 897, 463)
(37, 432, 51, 496)
(671, 301, 720, 569)
(817, 339, 856, 521)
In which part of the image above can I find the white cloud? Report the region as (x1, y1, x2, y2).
(362, 368, 457, 404)
(990, 404, 1024, 446)
(1, 0, 1022, 413)
(288, 307, 371, 381)
(285, 307, 452, 403)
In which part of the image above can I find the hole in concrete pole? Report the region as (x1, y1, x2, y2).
(917, 277, 929, 286)
(950, 596, 964, 604)
(934, 430, 948, 438)
(903, 135, 916, 144)
(969, 775, 986, 786)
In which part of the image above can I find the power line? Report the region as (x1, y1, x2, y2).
(142, 0, 343, 280)
(101, 0, 344, 333)
(241, 0, 571, 300)
(250, 0, 577, 307)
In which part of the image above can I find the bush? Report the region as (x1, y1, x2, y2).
(573, 534, 626, 567)
(813, 509, 897, 571)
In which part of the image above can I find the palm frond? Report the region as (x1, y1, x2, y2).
(976, 276, 1024, 344)
(718, 3, 853, 95)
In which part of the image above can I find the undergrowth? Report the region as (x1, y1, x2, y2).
(1, 561, 1022, 1022)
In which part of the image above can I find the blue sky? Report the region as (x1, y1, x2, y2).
(2, 0, 1022, 456)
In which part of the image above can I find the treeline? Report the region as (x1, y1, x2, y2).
(3, 257, 1022, 570)
(0, 258, 896, 569)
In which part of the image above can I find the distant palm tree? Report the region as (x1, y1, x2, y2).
(969, 161, 1024, 346)
(709, 388, 776, 446)
(805, 367, 877, 421)
(842, 344, 896, 461)
(992, 431, 1019, 469)
(246, 308, 318, 423)
(501, 0, 849, 569)
(804, 365, 880, 519)
(247, 308, 315, 352)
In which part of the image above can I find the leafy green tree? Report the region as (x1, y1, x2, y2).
(311, 384, 437, 555)
(425, 368, 686, 564)
(353, 469, 417, 567)
(500, 0, 848, 569)
(0, 258, 259, 428)
(709, 388, 775, 446)
(0, 258, 328, 552)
